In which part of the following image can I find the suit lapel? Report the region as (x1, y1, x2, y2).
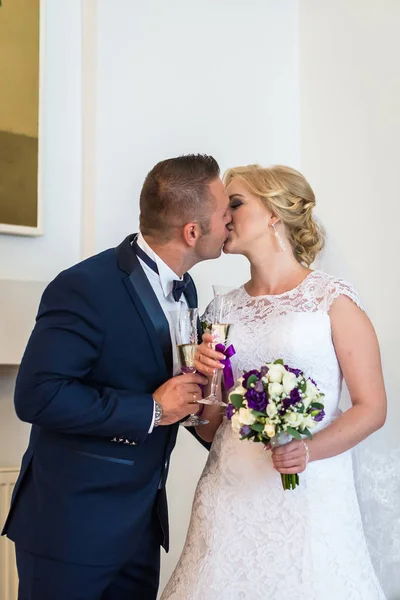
(184, 276, 202, 342)
(116, 235, 173, 378)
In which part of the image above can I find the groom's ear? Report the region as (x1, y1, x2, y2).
(182, 222, 202, 247)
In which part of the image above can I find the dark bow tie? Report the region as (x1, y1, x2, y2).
(132, 237, 190, 302)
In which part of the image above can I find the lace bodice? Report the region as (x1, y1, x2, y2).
(204, 270, 362, 428)
(161, 271, 386, 600)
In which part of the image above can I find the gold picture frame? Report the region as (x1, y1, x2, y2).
(0, 0, 43, 236)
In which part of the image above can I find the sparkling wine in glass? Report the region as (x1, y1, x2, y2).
(170, 308, 208, 427)
(198, 286, 234, 406)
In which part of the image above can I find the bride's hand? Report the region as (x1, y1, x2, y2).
(194, 333, 225, 376)
(271, 440, 309, 474)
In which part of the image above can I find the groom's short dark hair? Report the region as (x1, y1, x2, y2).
(139, 154, 220, 241)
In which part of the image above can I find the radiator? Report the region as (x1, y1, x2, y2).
(0, 468, 19, 600)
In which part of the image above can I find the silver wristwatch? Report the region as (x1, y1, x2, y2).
(154, 400, 163, 427)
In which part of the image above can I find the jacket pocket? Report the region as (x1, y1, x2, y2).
(74, 450, 135, 466)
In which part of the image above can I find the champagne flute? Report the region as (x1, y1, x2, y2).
(170, 308, 209, 427)
(198, 286, 234, 406)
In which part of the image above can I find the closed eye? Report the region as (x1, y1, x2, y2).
(230, 200, 243, 210)
(229, 194, 244, 210)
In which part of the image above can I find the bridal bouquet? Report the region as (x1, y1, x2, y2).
(226, 360, 325, 490)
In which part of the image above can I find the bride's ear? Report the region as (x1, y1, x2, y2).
(269, 215, 281, 227)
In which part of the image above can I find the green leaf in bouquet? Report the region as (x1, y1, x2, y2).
(302, 428, 313, 440)
(311, 409, 322, 417)
(299, 379, 307, 393)
(230, 394, 244, 409)
(251, 422, 265, 433)
(310, 402, 324, 410)
(240, 432, 255, 441)
(286, 426, 303, 440)
(297, 404, 305, 413)
(273, 359, 284, 365)
(251, 410, 267, 418)
(246, 374, 258, 389)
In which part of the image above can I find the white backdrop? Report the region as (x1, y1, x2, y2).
(0, 0, 399, 597)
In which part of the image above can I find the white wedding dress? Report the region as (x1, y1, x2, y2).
(161, 270, 386, 600)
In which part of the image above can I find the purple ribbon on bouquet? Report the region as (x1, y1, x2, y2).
(215, 343, 236, 390)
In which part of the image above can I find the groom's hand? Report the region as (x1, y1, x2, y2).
(153, 373, 208, 425)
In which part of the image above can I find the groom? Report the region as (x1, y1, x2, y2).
(2, 154, 231, 599)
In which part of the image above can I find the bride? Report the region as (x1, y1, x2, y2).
(160, 164, 387, 600)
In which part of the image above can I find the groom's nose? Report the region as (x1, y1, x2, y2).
(225, 210, 232, 225)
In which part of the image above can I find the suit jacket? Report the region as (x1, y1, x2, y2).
(2, 234, 209, 567)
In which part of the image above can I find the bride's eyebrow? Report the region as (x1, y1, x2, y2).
(229, 194, 245, 200)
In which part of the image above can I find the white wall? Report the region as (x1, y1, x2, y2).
(95, 0, 300, 311)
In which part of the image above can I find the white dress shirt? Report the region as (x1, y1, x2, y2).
(135, 232, 188, 432)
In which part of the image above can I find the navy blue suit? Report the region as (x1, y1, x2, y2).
(2, 235, 209, 599)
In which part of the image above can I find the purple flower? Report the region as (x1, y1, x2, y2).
(284, 364, 303, 378)
(283, 387, 301, 409)
(240, 425, 252, 436)
(290, 388, 301, 403)
(260, 365, 269, 377)
(226, 404, 235, 420)
(310, 378, 318, 388)
(245, 388, 268, 412)
(254, 380, 264, 393)
(242, 369, 261, 388)
(314, 409, 325, 422)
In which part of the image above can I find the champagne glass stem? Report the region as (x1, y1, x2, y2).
(209, 367, 221, 399)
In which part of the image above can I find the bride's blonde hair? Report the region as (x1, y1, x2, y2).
(224, 164, 325, 266)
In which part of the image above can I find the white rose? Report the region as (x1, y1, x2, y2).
(263, 422, 276, 438)
(303, 380, 319, 409)
(235, 382, 247, 395)
(238, 407, 256, 425)
(306, 379, 318, 400)
(231, 412, 242, 433)
(301, 414, 317, 430)
(267, 364, 285, 383)
(282, 372, 297, 395)
(268, 382, 283, 398)
(266, 401, 278, 418)
(284, 412, 303, 428)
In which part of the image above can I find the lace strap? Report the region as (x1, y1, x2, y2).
(322, 277, 364, 312)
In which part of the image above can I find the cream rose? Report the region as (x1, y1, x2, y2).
(263, 422, 276, 438)
(238, 407, 256, 425)
(282, 371, 297, 394)
(267, 364, 286, 383)
(268, 382, 283, 398)
(284, 411, 303, 428)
